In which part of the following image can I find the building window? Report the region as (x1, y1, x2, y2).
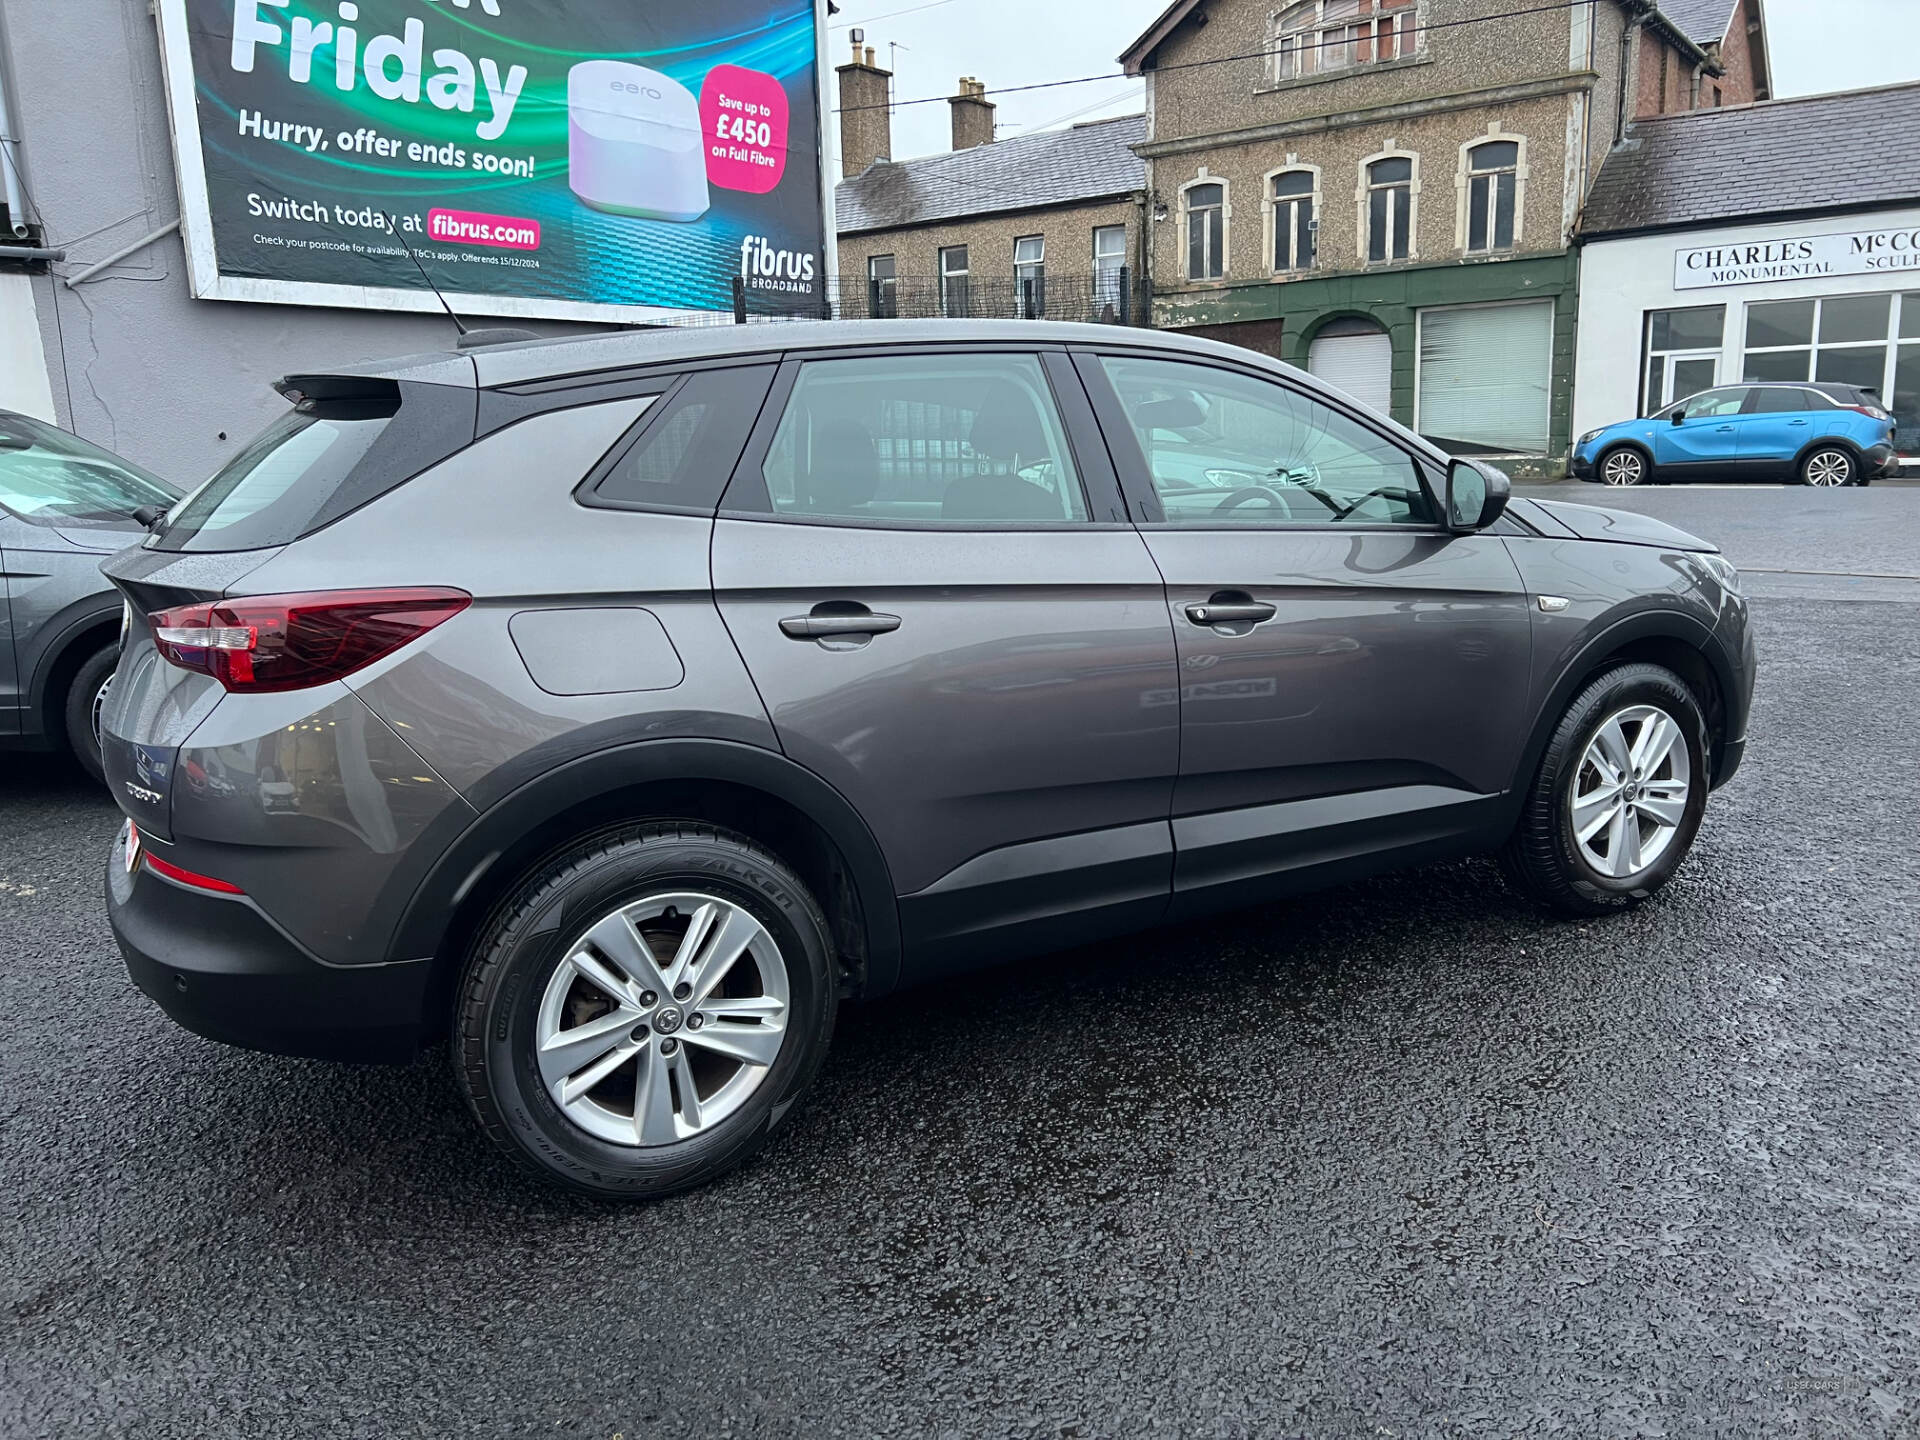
(1270, 169, 1315, 272)
(1641, 305, 1725, 413)
(1185, 181, 1226, 280)
(867, 254, 896, 319)
(1365, 156, 1412, 263)
(939, 245, 970, 318)
(1092, 225, 1127, 314)
(1271, 0, 1416, 83)
(1743, 295, 1890, 391)
(1014, 235, 1045, 317)
(1893, 294, 1920, 452)
(1464, 140, 1518, 253)
(1417, 300, 1554, 455)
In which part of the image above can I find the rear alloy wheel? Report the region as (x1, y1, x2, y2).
(455, 822, 836, 1198)
(1500, 662, 1710, 917)
(1801, 447, 1854, 487)
(1599, 447, 1647, 486)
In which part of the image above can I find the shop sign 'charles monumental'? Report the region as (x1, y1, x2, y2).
(155, 0, 833, 322)
(1674, 227, 1920, 290)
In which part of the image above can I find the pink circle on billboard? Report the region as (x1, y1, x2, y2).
(701, 65, 789, 194)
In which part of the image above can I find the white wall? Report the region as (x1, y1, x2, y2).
(1574, 203, 1920, 434)
(0, 273, 56, 421)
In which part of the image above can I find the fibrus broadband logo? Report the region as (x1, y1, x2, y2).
(740, 235, 816, 294)
(428, 208, 541, 250)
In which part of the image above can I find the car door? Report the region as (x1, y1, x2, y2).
(1738, 386, 1819, 477)
(1073, 348, 1534, 919)
(711, 347, 1181, 981)
(1651, 386, 1750, 473)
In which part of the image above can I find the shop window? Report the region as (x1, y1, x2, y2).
(1894, 293, 1920, 452)
(1366, 157, 1413, 263)
(1271, 0, 1417, 83)
(1642, 304, 1725, 413)
(1743, 295, 1891, 392)
(867, 255, 897, 319)
(1417, 301, 1553, 454)
(1465, 140, 1519, 254)
(1270, 169, 1316, 273)
(939, 245, 970, 318)
(1014, 236, 1045, 317)
(1185, 182, 1226, 281)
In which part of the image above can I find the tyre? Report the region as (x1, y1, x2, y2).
(454, 822, 837, 1199)
(1800, 446, 1854, 487)
(1598, 447, 1648, 486)
(62, 643, 118, 785)
(1499, 662, 1709, 918)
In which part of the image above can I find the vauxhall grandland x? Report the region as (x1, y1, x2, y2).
(100, 321, 1754, 1197)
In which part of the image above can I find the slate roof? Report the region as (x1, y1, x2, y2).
(835, 114, 1147, 235)
(1654, 0, 1736, 46)
(1580, 82, 1920, 238)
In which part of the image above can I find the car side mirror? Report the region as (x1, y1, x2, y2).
(1445, 457, 1509, 533)
(1671, 410, 1686, 425)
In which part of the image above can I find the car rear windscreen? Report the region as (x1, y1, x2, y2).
(151, 380, 474, 553)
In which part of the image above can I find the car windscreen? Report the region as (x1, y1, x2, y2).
(0, 413, 178, 528)
(153, 398, 397, 552)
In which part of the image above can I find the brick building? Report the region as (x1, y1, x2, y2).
(831, 39, 1147, 323)
(1119, 0, 1771, 469)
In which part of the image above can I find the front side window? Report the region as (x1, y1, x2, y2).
(1271, 170, 1315, 272)
(1014, 236, 1045, 318)
(1677, 387, 1749, 419)
(1366, 157, 1412, 263)
(1642, 304, 1725, 413)
(1092, 225, 1127, 314)
(866, 255, 897, 319)
(757, 354, 1088, 525)
(1098, 354, 1432, 526)
(0, 412, 176, 529)
(1272, 0, 1417, 81)
(1465, 140, 1518, 253)
(939, 245, 970, 318)
(1186, 182, 1225, 280)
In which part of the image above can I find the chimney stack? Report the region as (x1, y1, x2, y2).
(949, 77, 995, 151)
(836, 33, 893, 175)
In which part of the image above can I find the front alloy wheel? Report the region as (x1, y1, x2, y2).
(1802, 447, 1854, 487)
(1600, 448, 1646, 486)
(1568, 704, 1691, 880)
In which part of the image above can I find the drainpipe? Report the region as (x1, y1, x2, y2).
(1615, 11, 1643, 143)
(1134, 189, 1151, 328)
(0, 52, 31, 237)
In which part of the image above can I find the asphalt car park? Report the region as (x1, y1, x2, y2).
(2, 481, 1917, 1436)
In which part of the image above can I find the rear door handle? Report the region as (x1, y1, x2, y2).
(1186, 599, 1277, 626)
(779, 609, 902, 639)
(1715, 424, 1735, 432)
(1788, 419, 1809, 426)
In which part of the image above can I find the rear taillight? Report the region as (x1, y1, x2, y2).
(149, 588, 469, 693)
(1843, 403, 1890, 421)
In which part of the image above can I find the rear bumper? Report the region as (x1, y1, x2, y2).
(1864, 443, 1897, 477)
(108, 827, 430, 1063)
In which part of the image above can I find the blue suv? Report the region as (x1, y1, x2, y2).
(1573, 381, 1896, 487)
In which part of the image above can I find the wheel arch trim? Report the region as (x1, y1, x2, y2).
(386, 735, 903, 997)
(25, 598, 122, 741)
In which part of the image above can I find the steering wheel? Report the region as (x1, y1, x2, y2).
(1212, 484, 1294, 518)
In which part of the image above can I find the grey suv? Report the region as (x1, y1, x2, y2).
(100, 321, 1754, 1197)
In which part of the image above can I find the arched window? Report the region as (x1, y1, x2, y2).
(1185, 181, 1226, 281)
(1270, 169, 1316, 273)
(1365, 156, 1413, 263)
(1466, 140, 1519, 253)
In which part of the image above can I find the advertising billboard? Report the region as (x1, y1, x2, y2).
(154, 0, 833, 322)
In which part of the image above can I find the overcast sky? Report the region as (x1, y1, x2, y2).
(827, 0, 1920, 174)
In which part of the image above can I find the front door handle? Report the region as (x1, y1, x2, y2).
(1186, 596, 1277, 626)
(1788, 419, 1808, 426)
(1715, 424, 1735, 432)
(779, 607, 902, 639)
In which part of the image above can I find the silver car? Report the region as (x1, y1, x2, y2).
(99, 321, 1755, 1197)
(0, 410, 177, 781)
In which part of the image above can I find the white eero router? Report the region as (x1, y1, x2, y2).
(567, 61, 710, 222)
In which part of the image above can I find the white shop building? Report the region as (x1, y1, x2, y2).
(1575, 82, 1920, 462)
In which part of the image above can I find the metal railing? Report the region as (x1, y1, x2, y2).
(715, 269, 1139, 327)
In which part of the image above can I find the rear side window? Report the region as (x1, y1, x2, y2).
(153, 381, 473, 552)
(742, 353, 1090, 525)
(1747, 388, 1817, 414)
(585, 366, 774, 512)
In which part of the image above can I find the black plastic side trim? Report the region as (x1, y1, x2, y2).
(896, 820, 1173, 985)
